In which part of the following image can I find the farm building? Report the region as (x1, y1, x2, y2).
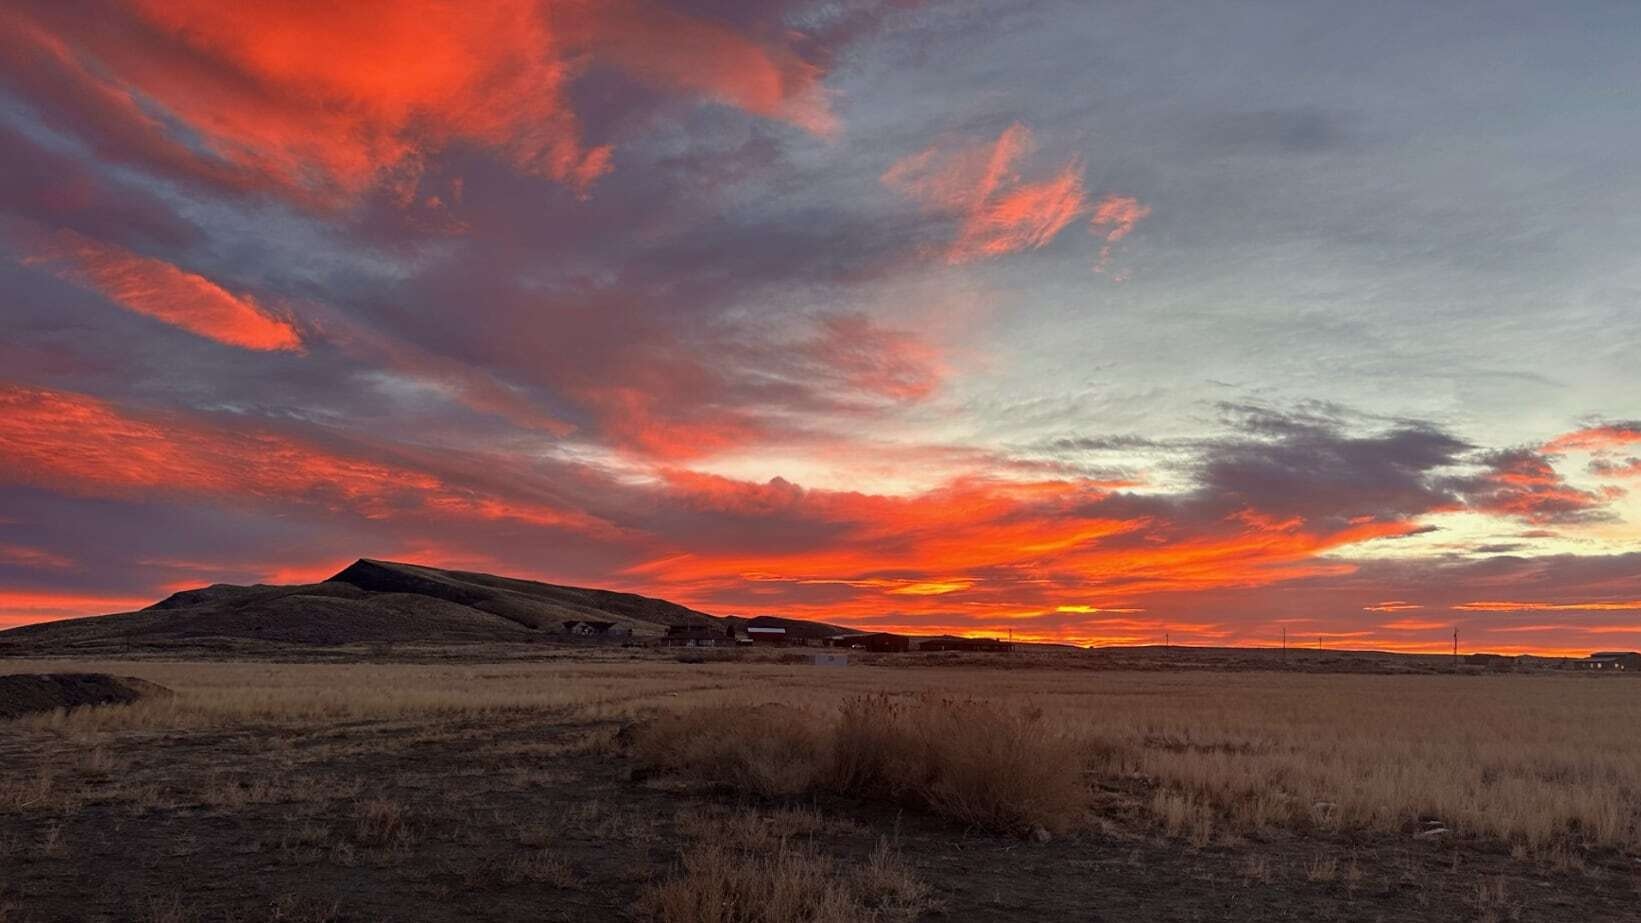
(828, 632, 911, 653)
(917, 637, 1012, 653)
(745, 626, 788, 646)
(561, 620, 624, 637)
(660, 624, 736, 647)
(1580, 651, 1641, 671)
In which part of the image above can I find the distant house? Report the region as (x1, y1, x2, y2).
(829, 632, 911, 653)
(745, 626, 788, 646)
(917, 637, 1012, 653)
(661, 624, 736, 647)
(1581, 652, 1641, 671)
(811, 652, 849, 667)
(562, 620, 618, 637)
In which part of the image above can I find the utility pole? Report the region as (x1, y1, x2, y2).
(1281, 626, 1287, 661)
(1164, 631, 1170, 648)
(1453, 626, 1459, 670)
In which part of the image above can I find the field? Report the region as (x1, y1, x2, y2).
(2, 654, 1639, 921)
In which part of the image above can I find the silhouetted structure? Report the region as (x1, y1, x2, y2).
(829, 632, 911, 653)
(917, 637, 1012, 653)
(562, 620, 618, 637)
(661, 624, 736, 647)
(745, 626, 789, 646)
(1581, 651, 1641, 671)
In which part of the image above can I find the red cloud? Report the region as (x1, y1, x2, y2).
(0, 545, 73, 570)
(883, 123, 1147, 265)
(1465, 449, 1616, 524)
(559, 0, 837, 137)
(625, 470, 1425, 639)
(22, 229, 302, 351)
(4, 0, 837, 206)
(1363, 600, 1422, 612)
(1543, 423, 1641, 454)
(1455, 600, 1641, 612)
(0, 384, 611, 534)
(1090, 194, 1152, 274)
(0, 590, 158, 628)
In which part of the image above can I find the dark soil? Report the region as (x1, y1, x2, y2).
(2, 709, 1635, 921)
(0, 673, 169, 720)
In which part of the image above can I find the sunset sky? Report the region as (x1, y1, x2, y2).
(2, 1, 1639, 653)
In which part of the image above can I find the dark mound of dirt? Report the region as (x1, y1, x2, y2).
(0, 559, 732, 653)
(0, 673, 170, 720)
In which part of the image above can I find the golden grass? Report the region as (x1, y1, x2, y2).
(633, 838, 928, 923)
(631, 694, 1087, 834)
(5, 657, 1640, 854)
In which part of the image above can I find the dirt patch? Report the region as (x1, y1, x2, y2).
(0, 673, 169, 720)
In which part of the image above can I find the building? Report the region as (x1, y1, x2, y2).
(1581, 651, 1641, 671)
(828, 632, 911, 653)
(811, 652, 849, 667)
(745, 626, 788, 646)
(562, 620, 618, 637)
(661, 624, 737, 647)
(917, 637, 1012, 653)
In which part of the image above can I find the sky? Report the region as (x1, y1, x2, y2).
(1, 0, 1639, 654)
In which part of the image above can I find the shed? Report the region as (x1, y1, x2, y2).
(917, 637, 1012, 653)
(661, 624, 736, 647)
(1581, 651, 1641, 671)
(745, 626, 789, 646)
(562, 620, 617, 637)
(829, 632, 910, 653)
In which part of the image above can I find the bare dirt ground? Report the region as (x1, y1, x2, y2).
(2, 657, 1638, 922)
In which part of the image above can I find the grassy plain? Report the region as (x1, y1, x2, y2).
(2, 654, 1639, 921)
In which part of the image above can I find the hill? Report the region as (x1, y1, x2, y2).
(0, 559, 724, 653)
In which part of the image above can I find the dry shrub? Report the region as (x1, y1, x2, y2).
(352, 798, 409, 847)
(832, 695, 1087, 835)
(629, 704, 830, 798)
(634, 841, 927, 923)
(632, 695, 1087, 835)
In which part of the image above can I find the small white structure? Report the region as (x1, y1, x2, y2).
(746, 626, 788, 645)
(811, 652, 848, 667)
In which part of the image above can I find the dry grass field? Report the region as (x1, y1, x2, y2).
(3, 655, 1640, 921)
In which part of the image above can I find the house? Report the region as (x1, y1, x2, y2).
(561, 620, 618, 637)
(660, 624, 736, 647)
(1581, 651, 1641, 671)
(917, 637, 1012, 653)
(811, 652, 849, 667)
(828, 632, 911, 653)
(745, 626, 788, 646)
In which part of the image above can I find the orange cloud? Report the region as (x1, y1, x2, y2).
(1363, 600, 1422, 612)
(1455, 600, 1641, 612)
(951, 162, 1087, 263)
(7, 0, 837, 206)
(1379, 618, 1449, 630)
(0, 545, 73, 570)
(1089, 194, 1152, 273)
(0, 590, 157, 628)
(0, 384, 611, 534)
(22, 229, 302, 351)
(625, 471, 1427, 643)
(883, 124, 1148, 266)
(558, 0, 837, 137)
(1543, 423, 1641, 454)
